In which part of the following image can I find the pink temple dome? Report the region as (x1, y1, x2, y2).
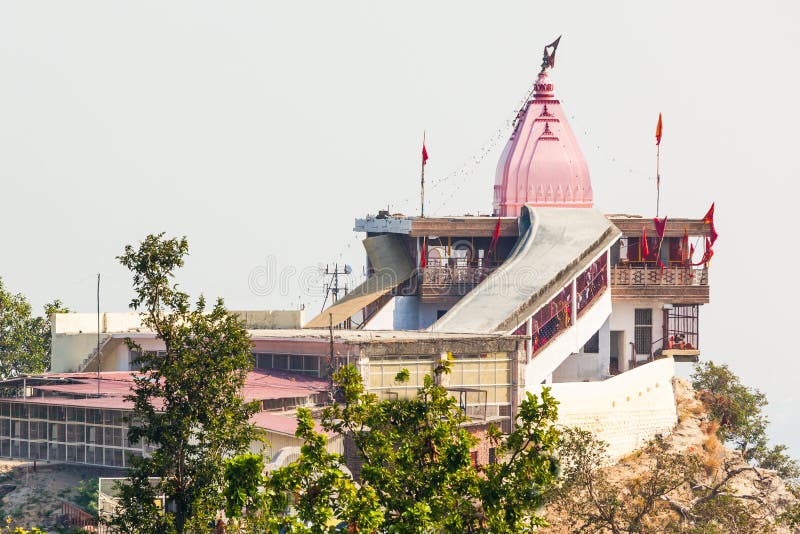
(493, 69, 593, 217)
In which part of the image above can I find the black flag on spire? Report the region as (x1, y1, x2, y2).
(544, 36, 562, 69)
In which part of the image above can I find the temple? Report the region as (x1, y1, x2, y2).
(0, 39, 716, 469)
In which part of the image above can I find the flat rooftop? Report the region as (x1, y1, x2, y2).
(355, 213, 713, 239)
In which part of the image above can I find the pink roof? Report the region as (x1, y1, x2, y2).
(493, 69, 593, 217)
(250, 411, 331, 436)
(2, 369, 329, 410)
(5, 395, 132, 410)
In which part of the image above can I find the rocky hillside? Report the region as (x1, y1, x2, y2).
(543, 377, 800, 533)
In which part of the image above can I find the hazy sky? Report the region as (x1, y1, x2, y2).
(2, 2, 799, 450)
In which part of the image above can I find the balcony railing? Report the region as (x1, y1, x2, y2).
(577, 254, 608, 316)
(611, 265, 708, 286)
(530, 286, 572, 356)
(421, 265, 495, 286)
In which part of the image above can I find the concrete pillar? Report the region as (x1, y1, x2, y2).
(525, 316, 533, 363)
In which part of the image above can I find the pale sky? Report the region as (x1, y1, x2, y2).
(2, 2, 799, 451)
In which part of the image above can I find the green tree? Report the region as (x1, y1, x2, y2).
(266, 362, 561, 532)
(691, 361, 798, 477)
(109, 233, 259, 534)
(0, 276, 68, 378)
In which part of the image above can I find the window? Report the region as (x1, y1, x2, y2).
(252, 352, 320, 376)
(273, 354, 289, 371)
(129, 350, 143, 371)
(634, 308, 653, 355)
(583, 331, 600, 354)
(470, 450, 478, 467)
(489, 447, 497, 465)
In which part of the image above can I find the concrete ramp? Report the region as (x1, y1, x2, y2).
(305, 234, 415, 328)
(429, 206, 620, 334)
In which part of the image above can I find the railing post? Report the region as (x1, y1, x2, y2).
(525, 317, 533, 363)
(570, 281, 577, 325)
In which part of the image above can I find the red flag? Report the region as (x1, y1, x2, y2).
(422, 143, 429, 166)
(655, 113, 663, 146)
(420, 238, 427, 268)
(490, 217, 501, 245)
(702, 202, 715, 223)
(702, 202, 718, 244)
(488, 217, 501, 260)
(653, 216, 668, 239)
(641, 226, 650, 259)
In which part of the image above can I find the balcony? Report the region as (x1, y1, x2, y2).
(610, 265, 709, 304)
(419, 265, 496, 302)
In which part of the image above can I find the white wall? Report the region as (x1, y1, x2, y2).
(552, 317, 611, 382)
(546, 357, 678, 461)
(610, 301, 666, 371)
(364, 296, 420, 330)
(101, 337, 165, 372)
(418, 301, 447, 330)
(364, 296, 451, 331)
(50, 333, 106, 373)
(52, 313, 143, 335)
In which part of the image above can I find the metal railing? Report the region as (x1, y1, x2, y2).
(531, 286, 572, 356)
(577, 254, 608, 316)
(610, 265, 708, 286)
(420, 265, 495, 286)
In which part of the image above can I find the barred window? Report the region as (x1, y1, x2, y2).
(634, 308, 653, 355)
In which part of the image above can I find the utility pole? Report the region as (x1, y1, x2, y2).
(320, 263, 351, 312)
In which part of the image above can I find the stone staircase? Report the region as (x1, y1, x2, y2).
(76, 335, 111, 372)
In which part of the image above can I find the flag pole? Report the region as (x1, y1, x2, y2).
(655, 112, 663, 217)
(656, 143, 661, 218)
(420, 130, 426, 218)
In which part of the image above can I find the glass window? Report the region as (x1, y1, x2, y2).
(86, 409, 102, 425)
(87, 425, 102, 445)
(11, 403, 27, 419)
(31, 441, 47, 461)
(49, 405, 66, 421)
(104, 427, 123, 448)
(11, 440, 28, 458)
(29, 405, 47, 420)
(273, 354, 289, 371)
(29, 422, 47, 441)
(290, 355, 303, 371)
(86, 445, 102, 465)
(0, 402, 8, 417)
(67, 407, 85, 422)
(257, 353, 272, 370)
(49, 423, 66, 442)
(304, 356, 319, 373)
(67, 423, 85, 442)
(13, 421, 28, 439)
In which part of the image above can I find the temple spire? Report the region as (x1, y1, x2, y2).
(493, 37, 593, 216)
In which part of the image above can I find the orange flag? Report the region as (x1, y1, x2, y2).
(655, 113, 663, 146)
